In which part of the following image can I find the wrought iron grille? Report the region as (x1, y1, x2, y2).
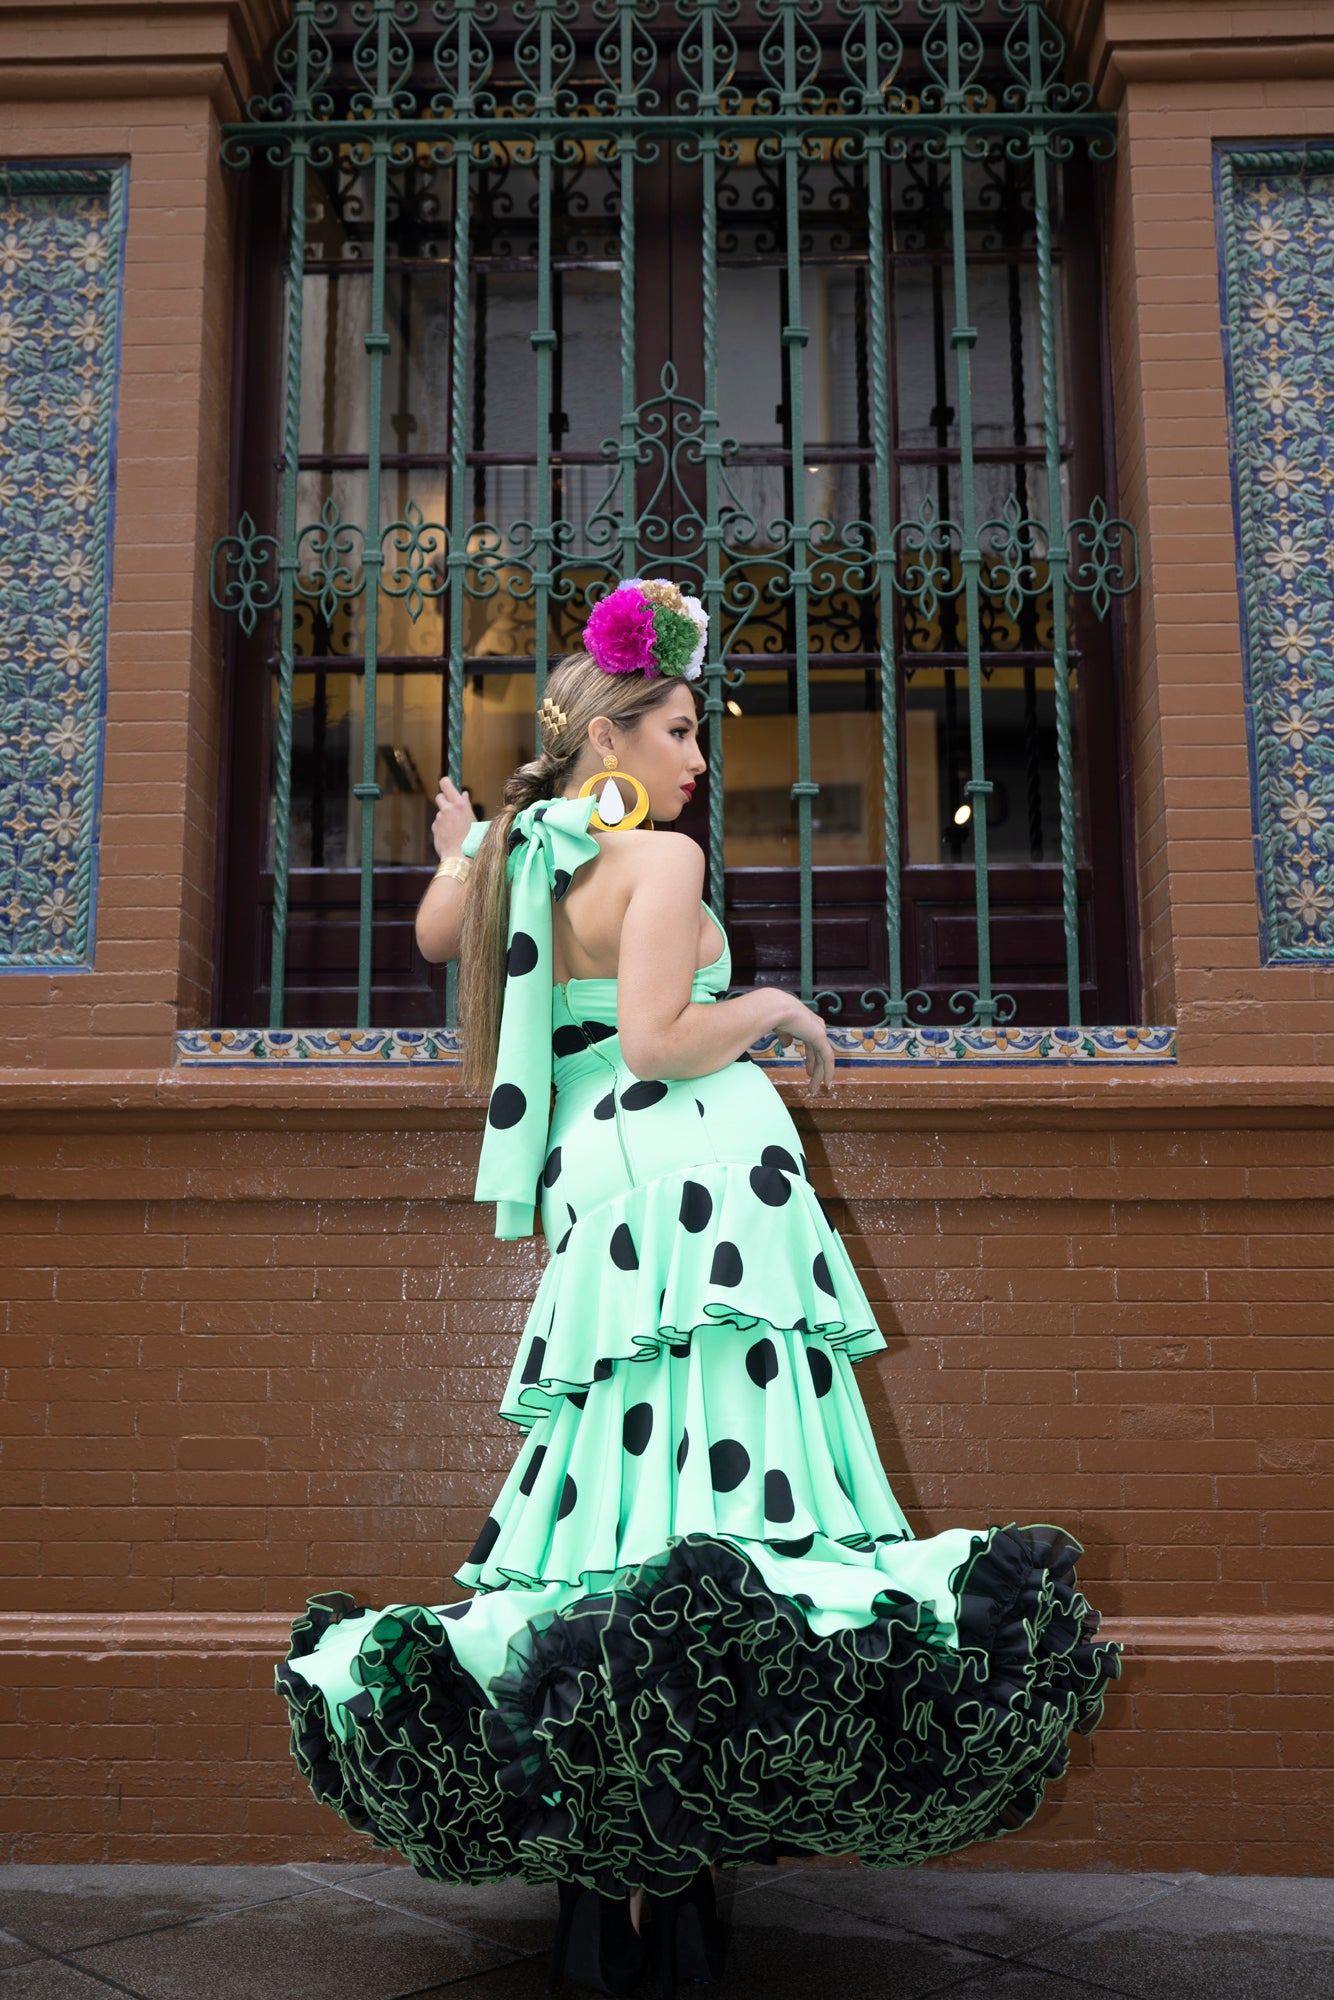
(211, 0, 1138, 1033)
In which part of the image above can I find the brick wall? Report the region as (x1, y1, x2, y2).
(1, 1077, 1332, 1871)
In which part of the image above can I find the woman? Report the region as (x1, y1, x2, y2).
(277, 578, 1121, 1998)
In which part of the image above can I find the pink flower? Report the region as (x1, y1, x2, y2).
(584, 586, 659, 674)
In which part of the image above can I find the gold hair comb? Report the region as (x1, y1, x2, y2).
(539, 695, 569, 739)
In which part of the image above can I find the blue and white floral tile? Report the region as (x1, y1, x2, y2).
(0, 164, 127, 970)
(1217, 144, 1334, 963)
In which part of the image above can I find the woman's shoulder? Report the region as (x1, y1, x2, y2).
(594, 827, 703, 886)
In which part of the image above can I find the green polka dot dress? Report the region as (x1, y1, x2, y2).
(277, 796, 1121, 1894)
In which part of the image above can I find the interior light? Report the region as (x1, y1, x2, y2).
(953, 803, 972, 826)
(725, 698, 743, 717)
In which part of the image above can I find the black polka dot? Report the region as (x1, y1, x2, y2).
(531, 805, 549, 822)
(610, 1222, 639, 1270)
(621, 1080, 669, 1111)
(761, 1145, 798, 1175)
(553, 867, 572, 899)
(593, 1357, 613, 1381)
(507, 825, 525, 853)
(679, 1181, 713, 1232)
(668, 1338, 691, 1358)
(623, 1403, 654, 1455)
(507, 930, 538, 977)
(813, 1251, 835, 1296)
(807, 1346, 833, 1398)
(709, 1438, 750, 1492)
(467, 1515, 500, 1564)
(749, 1163, 791, 1207)
(488, 1083, 527, 1129)
(582, 1021, 615, 1044)
(770, 1533, 814, 1558)
(520, 1336, 546, 1385)
(696, 1100, 706, 1116)
(558, 1475, 578, 1521)
(552, 1026, 585, 1058)
(658, 1285, 667, 1318)
(764, 1470, 795, 1523)
(542, 1146, 562, 1188)
(519, 1446, 547, 1496)
(555, 1202, 576, 1254)
(800, 1156, 812, 1181)
(567, 1389, 588, 1410)
(710, 1240, 743, 1286)
(676, 1429, 690, 1472)
(745, 1337, 779, 1388)
(792, 1315, 812, 1336)
(594, 1090, 616, 1120)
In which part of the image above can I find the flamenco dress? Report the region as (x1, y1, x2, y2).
(277, 794, 1121, 1893)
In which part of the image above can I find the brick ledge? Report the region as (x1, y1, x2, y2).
(1, 1610, 1330, 1660)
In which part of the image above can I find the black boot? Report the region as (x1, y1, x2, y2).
(548, 1879, 647, 1996)
(644, 1867, 726, 1995)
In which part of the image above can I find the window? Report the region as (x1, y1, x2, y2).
(212, 0, 1139, 1031)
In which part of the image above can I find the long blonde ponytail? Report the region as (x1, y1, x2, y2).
(457, 650, 698, 1095)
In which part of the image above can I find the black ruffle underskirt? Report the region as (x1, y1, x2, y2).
(276, 1528, 1120, 1894)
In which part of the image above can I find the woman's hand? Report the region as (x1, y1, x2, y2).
(768, 993, 836, 1094)
(432, 774, 476, 859)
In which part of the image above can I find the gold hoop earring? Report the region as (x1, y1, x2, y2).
(578, 751, 654, 832)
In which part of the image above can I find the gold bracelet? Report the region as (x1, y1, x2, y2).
(434, 855, 471, 884)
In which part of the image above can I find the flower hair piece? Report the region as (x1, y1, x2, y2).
(582, 576, 708, 682)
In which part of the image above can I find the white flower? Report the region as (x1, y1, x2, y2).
(1263, 533, 1309, 580)
(35, 886, 77, 936)
(0, 231, 32, 275)
(1254, 368, 1297, 415)
(679, 591, 708, 679)
(1249, 288, 1293, 335)
(1268, 617, 1316, 666)
(69, 230, 105, 274)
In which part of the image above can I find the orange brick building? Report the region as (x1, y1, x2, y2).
(1, 0, 1332, 1875)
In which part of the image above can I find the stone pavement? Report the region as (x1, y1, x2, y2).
(0, 1864, 1330, 2000)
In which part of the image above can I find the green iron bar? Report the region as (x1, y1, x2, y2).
(528, 0, 562, 705)
(774, 0, 817, 1007)
(268, 0, 316, 1031)
(225, 110, 1114, 146)
(351, 0, 396, 1029)
(939, 0, 1002, 1026)
(613, 0, 639, 582)
(443, 0, 478, 1032)
(698, 0, 726, 916)
(1022, 0, 1080, 1025)
(856, 0, 920, 1026)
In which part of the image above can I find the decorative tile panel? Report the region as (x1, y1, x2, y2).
(176, 1024, 1176, 1068)
(1216, 145, 1334, 963)
(0, 164, 127, 969)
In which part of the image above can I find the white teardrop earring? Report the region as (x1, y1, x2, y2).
(577, 751, 653, 831)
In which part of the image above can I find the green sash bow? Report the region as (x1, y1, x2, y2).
(462, 793, 602, 1238)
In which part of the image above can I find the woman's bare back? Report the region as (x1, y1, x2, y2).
(549, 825, 721, 985)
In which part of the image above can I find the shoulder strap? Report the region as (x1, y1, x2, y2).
(469, 793, 601, 1238)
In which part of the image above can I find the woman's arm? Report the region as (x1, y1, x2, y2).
(414, 775, 478, 964)
(615, 835, 834, 1091)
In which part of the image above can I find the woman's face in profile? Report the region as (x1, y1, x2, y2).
(618, 691, 708, 822)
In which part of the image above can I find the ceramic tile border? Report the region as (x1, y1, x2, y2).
(176, 1024, 1177, 1068)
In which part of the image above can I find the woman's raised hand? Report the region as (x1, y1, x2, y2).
(768, 993, 836, 1095)
(432, 774, 476, 859)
